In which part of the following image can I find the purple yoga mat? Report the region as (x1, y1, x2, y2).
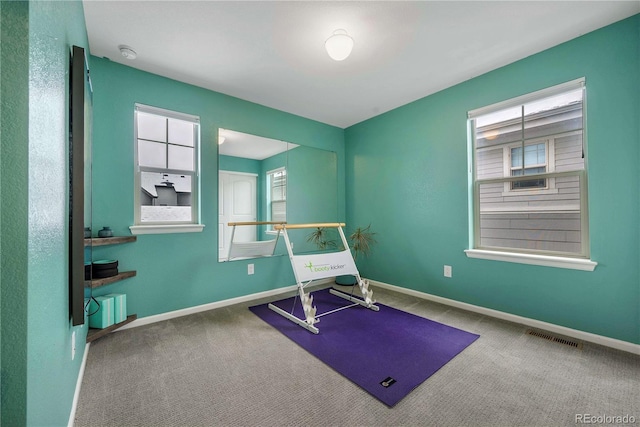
(249, 288, 479, 407)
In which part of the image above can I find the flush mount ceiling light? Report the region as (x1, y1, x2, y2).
(119, 45, 137, 60)
(325, 29, 354, 61)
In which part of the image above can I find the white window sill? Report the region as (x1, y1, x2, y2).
(464, 249, 597, 271)
(130, 224, 205, 235)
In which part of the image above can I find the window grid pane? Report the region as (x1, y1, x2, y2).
(167, 144, 194, 171)
(477, 173, 584, 256)
(168, 118, 194, 147)
(137, 113, 167, 142)
(512, 145, 546, 168)
(140, 171, 193, 223)
(138, 140, 167, 169)
(271, 200, 286, 223)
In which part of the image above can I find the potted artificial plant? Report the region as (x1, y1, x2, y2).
(348, 224, 377, 261)
(335, 224, 377, 285)
(305, 227, 338, 251)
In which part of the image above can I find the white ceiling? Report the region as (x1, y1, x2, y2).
(83, 1, 639, 129)
(218, 128, 297, 160)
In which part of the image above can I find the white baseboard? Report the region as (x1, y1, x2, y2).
(68, 342, 90, 427)
(117, 278, 335, 331)
(369, 279, 640, 356)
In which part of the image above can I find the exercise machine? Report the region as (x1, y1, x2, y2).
(268, 222, 378, 334)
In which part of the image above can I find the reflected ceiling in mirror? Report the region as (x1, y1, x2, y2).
(218, 128, 297, 159)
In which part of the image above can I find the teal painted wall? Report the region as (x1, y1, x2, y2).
(1, 0, 90, 425)
(219, 154, 261, 174)
(287, 145, 338, 224)
(286, 145, 340, 253)
(27, 1, 91, 425)
(1, 2, 30, 424)
(345, 15, 640, 344)
(89, 57, 345, 318)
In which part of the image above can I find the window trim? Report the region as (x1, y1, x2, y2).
(464, 249, 597, 271)
(130, 224, 205, 235)
(132, 104, 203, 234)
(468, 78, 595, 269)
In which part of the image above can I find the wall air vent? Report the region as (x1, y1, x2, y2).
(526, 329, 583, 349)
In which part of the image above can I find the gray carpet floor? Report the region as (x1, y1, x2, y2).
(74, 285, 639, 426)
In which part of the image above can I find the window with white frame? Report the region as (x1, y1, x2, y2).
(267, 167, 286, 224)
(468, 78, 591, 262)
(132, 104, 202, 233)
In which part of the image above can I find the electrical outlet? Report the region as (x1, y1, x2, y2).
(248, 263, 254, 275)
(71, 331, 76, 360)
(444, 265, 452, 278)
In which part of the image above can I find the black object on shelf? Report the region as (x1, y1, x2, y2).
(92, 268, 119, 278)
(92, 260, 118, 278)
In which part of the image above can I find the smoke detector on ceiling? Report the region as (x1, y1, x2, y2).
(119, 45, 137, 60)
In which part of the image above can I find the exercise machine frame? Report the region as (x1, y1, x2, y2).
(268, 222, 379, 334)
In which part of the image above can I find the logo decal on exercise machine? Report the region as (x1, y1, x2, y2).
(380, 377, 396, 388)
(304, 261, 346, 273)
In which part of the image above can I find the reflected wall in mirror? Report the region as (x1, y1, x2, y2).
(284, 144, 339, 254)
(218, 129, 338, 262)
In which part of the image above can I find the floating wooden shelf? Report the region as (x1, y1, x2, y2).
(87, 314, 137, 343)
(85, 236, 137, 247)
(86, 271, 137, 288)
(84, 235, 137, 342)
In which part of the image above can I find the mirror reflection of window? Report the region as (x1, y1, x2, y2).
(267, 167, 287, 227)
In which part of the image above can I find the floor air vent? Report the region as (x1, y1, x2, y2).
(526, 329, 583, 349)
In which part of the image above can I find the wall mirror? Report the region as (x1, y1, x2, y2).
(218, 129, 338, 262)
(69, 45, 93, 326)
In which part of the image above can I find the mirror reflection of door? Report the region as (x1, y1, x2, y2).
(218, 171, 257, 261)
